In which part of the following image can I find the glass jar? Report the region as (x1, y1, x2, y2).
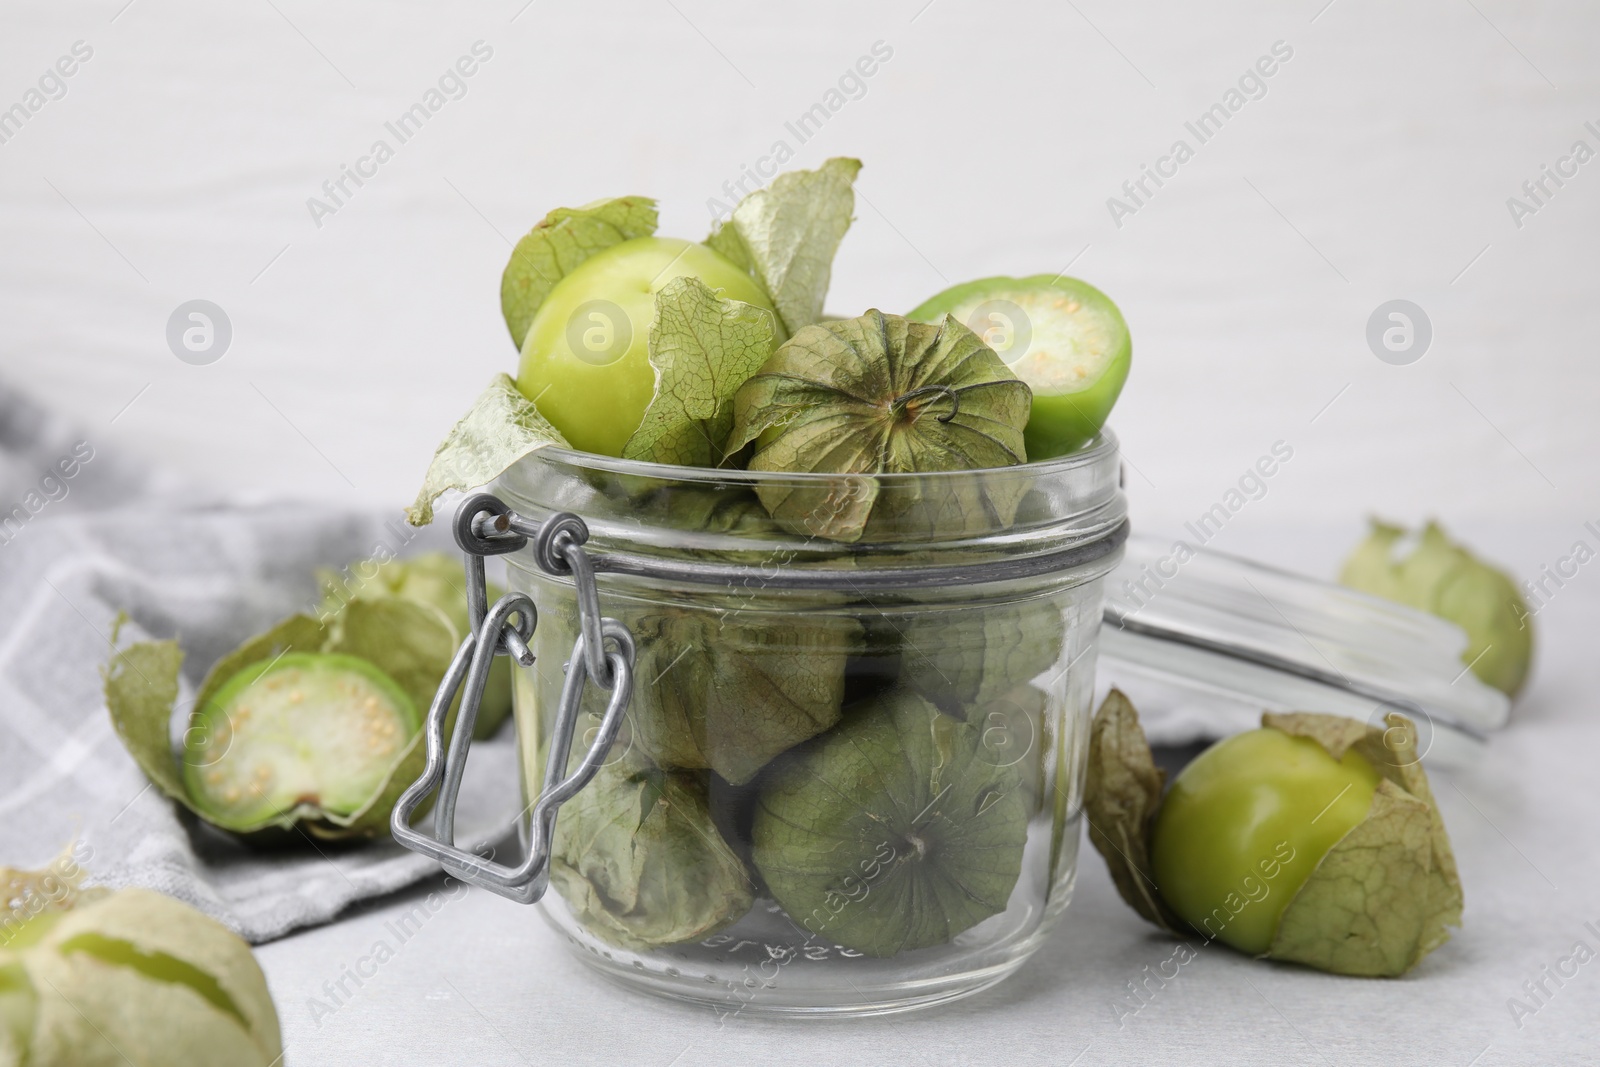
(397, 433, 1125, 1017)
(488, 433, 1126, 1016)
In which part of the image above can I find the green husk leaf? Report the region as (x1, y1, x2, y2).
(1337, 519, 1406, 600)
(1339, 518, 1533, 696)
(103, 635, 190, 807)
(0, 955, 38, 1064)
(1257, 711, 1370, 758)
(318, 552, 512, 739)
(705, 157, 861, 336)
(4, 885, 281, 1067)
(1267, 779, 1439, 976)
(751, 688, 1028, 956)
(1265, 710, 1463, 973)
(656, 488, 779, 544)
(1432, 545, 1534, 697)
(1083, 690, 1186, 933)
(726, 310, 1032, 543)
(625, 605, 860, 785)
(621, 276, 779, 467)
(407, 373, 571, 527)
(501, 195, 659, 349)
(549, 746, 754, 951)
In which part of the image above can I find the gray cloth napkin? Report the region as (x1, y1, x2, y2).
(0, 381, 521, 943)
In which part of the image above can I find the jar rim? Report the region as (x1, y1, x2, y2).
(495, 424, 1126, 586)
(524, 428, 1121, 486)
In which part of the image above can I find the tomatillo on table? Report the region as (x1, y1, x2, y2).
(1084, 691, 1463, 977)
(907, 275, 1131, 460)
(0, 857, 283, 1066)
(1148, 727, 1382, 955)
(1339, 518, 1533, 698)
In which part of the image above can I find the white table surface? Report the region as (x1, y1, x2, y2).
(253, 523, 1600, 1067)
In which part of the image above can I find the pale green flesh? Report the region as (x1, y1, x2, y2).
(181, 653, 414, 825)
(942, 288, 1120, 394)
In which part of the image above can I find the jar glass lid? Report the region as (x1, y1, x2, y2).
(1096, 535, 1510, 766)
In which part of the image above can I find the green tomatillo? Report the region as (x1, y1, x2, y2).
(1149, 727, 1381, 955)
(515, 236, 780, 457)
(410, 159, 863, 522)
(1084, 691, 1463, 977)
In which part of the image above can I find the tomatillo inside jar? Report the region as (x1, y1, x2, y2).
(484, 431, 1126, 1015)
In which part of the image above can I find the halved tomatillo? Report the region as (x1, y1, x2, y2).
(105, 599, 457, 841)
(908, 275, 1131, 460)
(181, 652, 418, 830)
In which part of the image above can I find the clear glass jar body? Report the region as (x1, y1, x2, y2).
(498, 435, 1125, 1016)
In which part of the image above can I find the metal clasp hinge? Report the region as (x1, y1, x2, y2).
(389, 493, 635, 904)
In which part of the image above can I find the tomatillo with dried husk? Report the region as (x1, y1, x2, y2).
(548, 741, 755, 951)
(104, 597, 456, 840)
(1340, 518, 1533, 697)
(0, 859, 282, 1067)
(516, 236, 781, 457)
(726, 309, 1033, 543)
(752, 688, 1029, 957)
(1084, 691, 1462, 977)
(1150, 727, 1383, 956)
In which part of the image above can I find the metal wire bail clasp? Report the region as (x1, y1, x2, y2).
(389, 493, 635, 904)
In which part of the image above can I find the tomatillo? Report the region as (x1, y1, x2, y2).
(908, 275, 1130, 459)
(1084, 693, 1464, 977)
(1149, 728, 1381, 955)
(515, 236, 780, 457)
(181, 652, 419, 829)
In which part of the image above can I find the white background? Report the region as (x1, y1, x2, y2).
(3, 0, 1597, 573)
(3, 2, 1599, 1065)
